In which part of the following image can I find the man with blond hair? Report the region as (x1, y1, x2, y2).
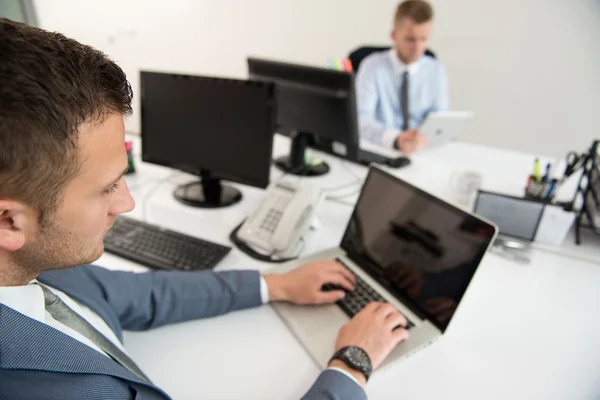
(356, 0, 449, 155)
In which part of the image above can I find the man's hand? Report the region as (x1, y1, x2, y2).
(329, 302, 410, 384)
(396, 130, 428, 155)
(263, 259, 356, 304)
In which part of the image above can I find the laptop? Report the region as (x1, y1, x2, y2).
(268, 166, 498, 370)
(420, 111, 474, 148)
(473, 190, 545, 261)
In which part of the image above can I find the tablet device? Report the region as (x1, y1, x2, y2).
(420, 111, 474, 147)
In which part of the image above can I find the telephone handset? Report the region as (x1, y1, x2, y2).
(237, 183, 323, 257)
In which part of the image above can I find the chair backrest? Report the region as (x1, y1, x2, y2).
(348, 46, 436, 72)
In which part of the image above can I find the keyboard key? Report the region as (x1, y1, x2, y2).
(330, 258, 415, 330)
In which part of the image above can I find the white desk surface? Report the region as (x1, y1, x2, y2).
(94, 135, 600, 399)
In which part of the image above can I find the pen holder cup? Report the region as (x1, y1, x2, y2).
(525, 175, 554, 201)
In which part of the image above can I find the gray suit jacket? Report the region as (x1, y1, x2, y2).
(0, 265, 366, 400)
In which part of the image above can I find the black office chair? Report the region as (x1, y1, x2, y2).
(348, 46, 436, 72)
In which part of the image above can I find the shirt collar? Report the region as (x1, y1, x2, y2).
(388, 48, 422, 76)
(0, 279, 46, 323)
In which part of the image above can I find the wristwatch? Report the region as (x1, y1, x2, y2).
(329, 346, 372, 381)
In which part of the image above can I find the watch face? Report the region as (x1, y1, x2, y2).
(348, 347, 370, 366)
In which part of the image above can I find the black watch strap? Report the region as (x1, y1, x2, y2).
(329, 346, 372, 381)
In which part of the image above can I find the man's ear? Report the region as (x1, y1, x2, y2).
(0, 200, 30, 252)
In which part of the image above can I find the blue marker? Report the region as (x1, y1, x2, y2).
(545, 179, 557, 200)
(542, 162, 551, 183)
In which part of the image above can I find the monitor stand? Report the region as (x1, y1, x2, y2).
(274, 131, 329, 176)
(174, 170, 242, 208)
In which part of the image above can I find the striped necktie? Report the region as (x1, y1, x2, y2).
(400, 71, 410, 131)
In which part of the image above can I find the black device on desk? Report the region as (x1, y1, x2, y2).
(568, 140, 600, 244)
(104, 216, 231, 271)
(473, 190, 545, 243)
(140, 71, 276, 208)
(472, 190, 547, 263)
(247, 57, 410, 176)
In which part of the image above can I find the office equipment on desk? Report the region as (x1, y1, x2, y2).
(233, 182, 323, 261)
(564, 151, 586, 178)
(567, 140, 600, 244)
(448, 170, 482, 208)
(488, 240, 531, 264)
(525, 160, 560, 201)
(104, 216, 231, 271)
(474, 191, 544, 243)
(247, 57, 410, 176)
(474, 190, 575, 249)
(525, 176, 546, 199)
(473, 191, 541, 262)
(535, 206, 577, 246)
(419, 111, 474, 148)
(544, 179, 557, 200)
(542, 162, 551, 183)
(267, 166, 497, 370)
(525, 177, 558, 201)
(533, 158, 541, 183)
(140, 71, 276, 208)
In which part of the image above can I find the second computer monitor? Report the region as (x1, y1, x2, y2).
(248, 57, 359, 176)
(141, 71, 276, 208)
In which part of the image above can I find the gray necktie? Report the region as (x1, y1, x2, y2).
(36, 283, 152, 383)
(400, 71, 410, 131)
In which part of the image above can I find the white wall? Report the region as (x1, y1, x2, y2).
(34, 0, 600, 157)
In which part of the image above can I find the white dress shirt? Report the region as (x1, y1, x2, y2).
(356, 48, 449, 148)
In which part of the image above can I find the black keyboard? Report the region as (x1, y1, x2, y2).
(323, 258, 414, 329)
(104, 216, 231, 271)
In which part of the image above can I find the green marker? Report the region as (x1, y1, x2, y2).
(533, 158, 540, 183)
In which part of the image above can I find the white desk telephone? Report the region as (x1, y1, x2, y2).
(237, 183, 323, 258)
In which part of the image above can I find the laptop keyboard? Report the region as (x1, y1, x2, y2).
(322, 258, 414, 330)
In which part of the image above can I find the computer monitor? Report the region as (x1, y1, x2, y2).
(0, 0, 38, 26)
(141, 71, 276, 208)
(247, 57, 360, 176)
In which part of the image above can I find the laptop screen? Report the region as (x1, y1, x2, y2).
(473, 191, 544, 241)
(341, 167, 497, 331)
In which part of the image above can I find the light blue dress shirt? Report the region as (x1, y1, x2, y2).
(356, 48, 449, 148)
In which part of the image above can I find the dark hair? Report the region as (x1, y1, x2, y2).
(395, 0, 434, 25)
(0, 18, 133, 221)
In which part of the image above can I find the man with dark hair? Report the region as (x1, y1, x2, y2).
(0, 18, 410, 399)
(356, 0, 449, 155)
